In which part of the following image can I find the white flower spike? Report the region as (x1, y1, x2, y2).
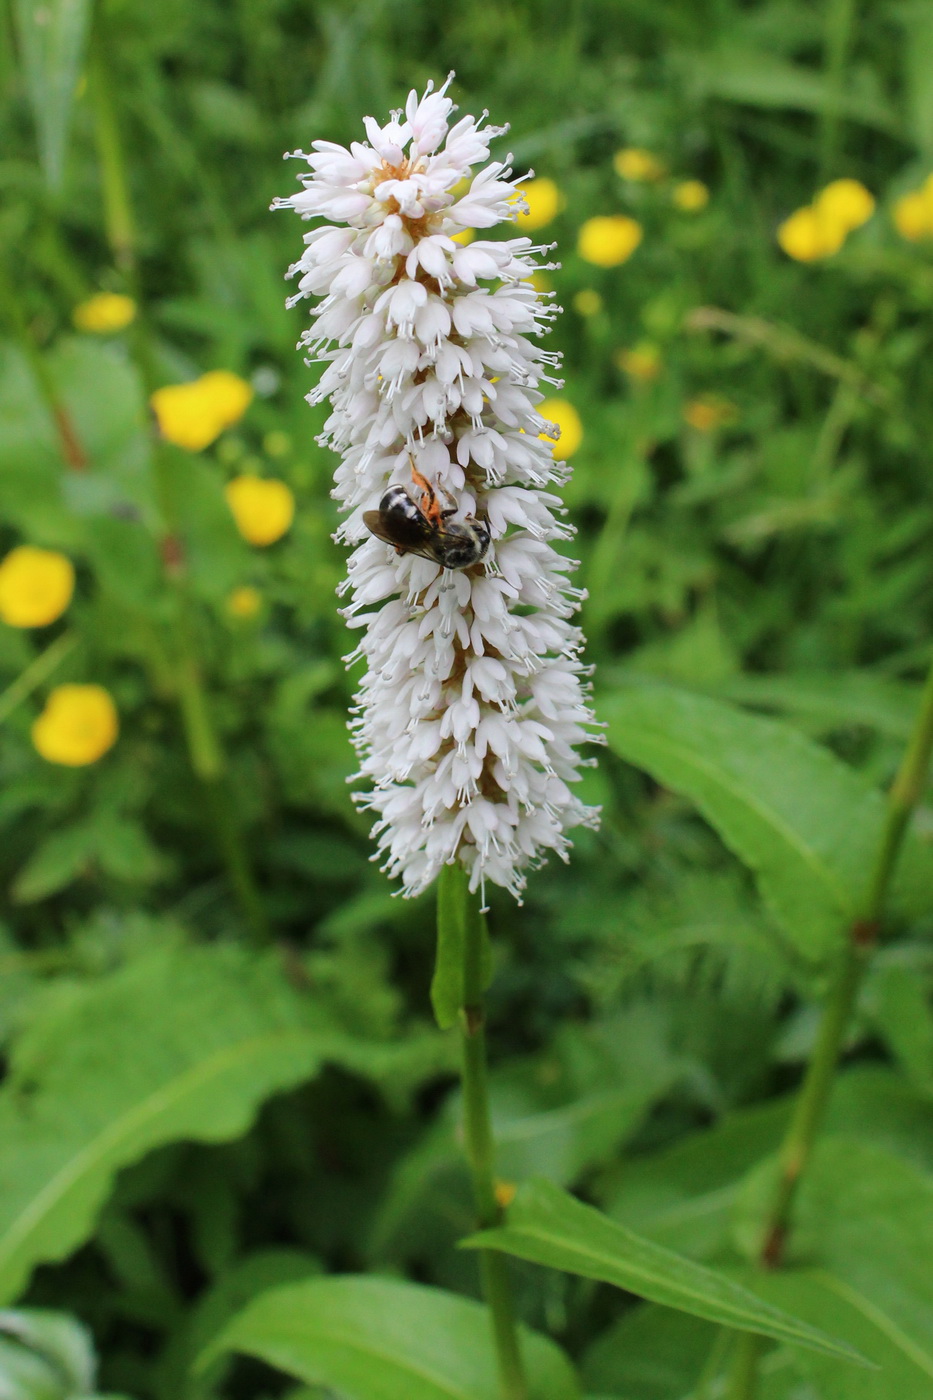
(277, 75, 601, 902)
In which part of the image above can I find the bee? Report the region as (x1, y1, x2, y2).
(363, 462, 490, 571)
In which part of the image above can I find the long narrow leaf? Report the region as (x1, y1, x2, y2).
(463, 1179, 869, 1365)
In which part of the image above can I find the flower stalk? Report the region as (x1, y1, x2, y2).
(440, 866, 527, 1400)
(729, 650, 933, 1398)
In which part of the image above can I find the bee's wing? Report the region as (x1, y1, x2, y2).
(363, 509, 441, 561)
(362, 511, 396, 546)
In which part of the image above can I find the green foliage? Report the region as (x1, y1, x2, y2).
(1, 0, 933, 1397)
(463, 1178, 866, 1362)
(601, 679, 932, 960)
(202, 1275, 580, 1400)
(0, 946, 332, 1303)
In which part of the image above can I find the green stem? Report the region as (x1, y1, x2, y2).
(442, 867, 528, 1400)
(729, 651, 933, 1400)
(726, 1333, 763, 1400)
(0, 632, 78, 726)
(0, 261, 87, 470)
(87, 14, 268, 945)
(819, 0, 857, 182)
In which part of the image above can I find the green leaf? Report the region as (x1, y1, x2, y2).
(758, 1271, 933, 1399)
(200, 1274, 580, 1400)
(0, 946, 330, 1303)
(581, 1304, 714, 1399)
(600, 679, 931, 959)
(430, 865, 491, 1030)
(12, 0, 93, 187)
(463, 1179, 867, 1364)
(0, 1308, 95, 1395)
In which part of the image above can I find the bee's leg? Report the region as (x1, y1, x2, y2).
(410, 465, 441, 525)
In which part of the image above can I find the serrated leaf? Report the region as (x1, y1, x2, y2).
(600, 679, 932, 959)
(13, 0, 93, 187)
(463, 1179, 867, 1364)
(0, 947, 330, 1303)
(200, 1274, 580, 1400)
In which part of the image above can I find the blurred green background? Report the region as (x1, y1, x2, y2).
(2, 1, 933, 1396)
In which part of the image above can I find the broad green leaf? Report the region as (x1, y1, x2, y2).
(463, 1179, 866, 1364)
(759, 1271, 933, 1399)
(604, 1066, 933, 1261)
(864, 957, 933, 1096)
(201, 1274, 580, 1400)
(581, 1304, 714, 1399)
(12, 0, 92, 187)
(0, 947, 331, 1303)
(717, 671, 919, 742)
(793, 1138, 933, 1374)
(600, 679, 931, 959)
(431, 864, 491, 1030)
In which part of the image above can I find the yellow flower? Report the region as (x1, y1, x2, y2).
(0, 547, 75, 628)
(32, 684, 118, 766)
(616, 342, 662, 382)
(777, 205, 846, 262)
(227, 585, 262, 618)
(72, 293, 137, 334)
(578, 215, 643, 267)
(613, 148, 666, 182)
(451, 227, 475, 245)
(893, 187, 933, 241)
(225, 475, 295, 545)
(151, 371, 253, 452)
(684, 395, 739, 432)
(514, 177, 564, 232)
(539, 398, 583, 458)
(815, 178, 875, 232)
(572, 289, 603, 317)
(673, 179, 710, 212)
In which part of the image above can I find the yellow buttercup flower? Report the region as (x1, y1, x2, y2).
(673, 179, 709, 212)
(815, 178, 874, 232)
(451, 227, 475, 245)
(227, 585, 262, 618)
(539, 398, 583, 458)
(777, 205, 846, 262)
(616, 342, 662, 382)
(151, 371, 253, 452)
(684, 396, 739, 432)
(225, 476, 295, 545)
(613, 148, 666, 182)
(578, 215, 643, 267)
(572, 289, 603, 317)
(893, 187, 933, 241)
(72, 293, 137, 334)
(0, 547, 75, 628)
(32, 684, 118, 766)
(514, 177, 564, 232)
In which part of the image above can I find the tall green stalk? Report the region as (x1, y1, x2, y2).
(729, 652, 933, 1398)
(440, 866, 528, 1400)
(87, 14, 268, 944)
